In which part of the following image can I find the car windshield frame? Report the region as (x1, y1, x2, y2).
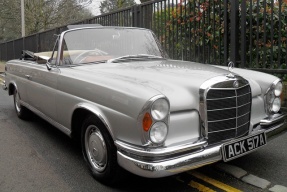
(54, 27, 168, 66)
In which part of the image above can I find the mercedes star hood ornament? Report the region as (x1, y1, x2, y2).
(227, 61, 235, 78)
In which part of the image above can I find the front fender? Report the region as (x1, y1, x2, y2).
(70, 102, 142, 145)
(72, 102, 115, 139)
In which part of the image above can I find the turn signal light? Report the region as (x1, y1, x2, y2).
(143, 112, 152, 132)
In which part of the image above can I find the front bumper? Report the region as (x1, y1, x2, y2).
(116, 112, 287, 178)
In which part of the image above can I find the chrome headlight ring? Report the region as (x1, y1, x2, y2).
(149, 122, 168, 144)
(151, 98, 169, 121)
(137, 95, 170, 146)
(265, 79, 282, 114)
(274, 81, 283, 97)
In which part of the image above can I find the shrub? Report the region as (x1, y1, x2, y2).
(153, 0, 287, 70)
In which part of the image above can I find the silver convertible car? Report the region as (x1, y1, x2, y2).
(2, 25, 287, 184)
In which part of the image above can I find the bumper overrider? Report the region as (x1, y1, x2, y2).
(115, 112, 287, 178)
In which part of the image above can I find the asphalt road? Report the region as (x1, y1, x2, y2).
(1, 87, 287, 192)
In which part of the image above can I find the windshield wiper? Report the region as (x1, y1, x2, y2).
(83, 60, 107, 64)
(108, 54, 164, 63)
(70, 60, 107, 66)
(66, 60, 107, 68)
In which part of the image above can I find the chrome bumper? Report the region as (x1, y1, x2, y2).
(116, 113, 287, 178)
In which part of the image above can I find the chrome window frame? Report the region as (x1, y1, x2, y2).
(55, 26, 166, 66)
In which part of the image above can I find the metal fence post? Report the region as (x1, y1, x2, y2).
(132, 5, 141, 27)
(224, 0, 229, 66)
(36, 33, 39, 52)
(5, 42, 8, 61)
(23, 37, 25, 51)
(240, 0, 246, 68)
(13, 40, 15, 59)
(230, 0, 239, 67)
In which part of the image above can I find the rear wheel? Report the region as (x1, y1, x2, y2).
(13, 89, 31, 120)
(81, 115, 120, 185)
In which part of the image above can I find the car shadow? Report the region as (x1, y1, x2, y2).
(25, 114, 191, 192)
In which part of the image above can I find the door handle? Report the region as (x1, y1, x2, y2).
(25, 75, 31, 79)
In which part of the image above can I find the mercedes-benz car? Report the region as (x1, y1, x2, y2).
(2, 25, 286, 184)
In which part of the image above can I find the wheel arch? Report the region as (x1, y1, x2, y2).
(8, 81, 17, 96)
(71, 103, 115, 141)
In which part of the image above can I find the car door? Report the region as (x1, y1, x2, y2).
(25, 63, 59, 121)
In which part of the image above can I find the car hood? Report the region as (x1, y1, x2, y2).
(66, 60, 261, 112)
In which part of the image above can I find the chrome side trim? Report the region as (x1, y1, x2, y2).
(20, 101, 72, 136)
(115, 140, 207, 157)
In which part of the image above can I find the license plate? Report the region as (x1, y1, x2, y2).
(222, 132, 267, 162)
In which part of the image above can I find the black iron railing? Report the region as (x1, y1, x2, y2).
(0, 0, 286, 70)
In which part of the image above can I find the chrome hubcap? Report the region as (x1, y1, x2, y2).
(14, 91, 21, 113)
(85, 125, 107, 172)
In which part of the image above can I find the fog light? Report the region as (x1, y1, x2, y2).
(149, 122, 168, 144)
(271, 98, 281, 113)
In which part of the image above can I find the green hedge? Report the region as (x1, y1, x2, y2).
(153, 0, 287, 72)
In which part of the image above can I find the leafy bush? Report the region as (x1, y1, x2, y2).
(245, 0, 287, 69)
(153, 0, 287, 70)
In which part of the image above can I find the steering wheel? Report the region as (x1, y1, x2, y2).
(73, 49, 108, 64)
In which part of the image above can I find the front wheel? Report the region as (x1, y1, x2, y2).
(13, 89, 31, 120)
(81, 115, 120, 185)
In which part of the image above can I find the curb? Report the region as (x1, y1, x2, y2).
(215, 163, 287, 191)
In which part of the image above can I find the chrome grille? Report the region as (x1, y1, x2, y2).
(205, 82, 251, 145)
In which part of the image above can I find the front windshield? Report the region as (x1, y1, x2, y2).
(60, 28, 167, 65)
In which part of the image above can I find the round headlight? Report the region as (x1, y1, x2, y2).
(149, 122, 168, 144)
(274, 82, 283, 97)
(151, 99, 169, 120)
(271, 98, 281, 113)
(266, 91, 275, 104)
